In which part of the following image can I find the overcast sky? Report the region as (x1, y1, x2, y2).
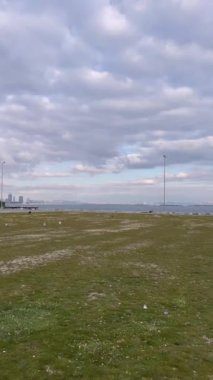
(0, 0, 212, 204)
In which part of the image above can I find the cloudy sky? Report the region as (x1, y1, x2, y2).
(0, 0, 212, 204)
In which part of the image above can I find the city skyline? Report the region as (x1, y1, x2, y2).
(0, 1, 212, 204)
(5, 193, 24, 204)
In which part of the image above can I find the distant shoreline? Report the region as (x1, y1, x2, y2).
(0, 203, 213, 215)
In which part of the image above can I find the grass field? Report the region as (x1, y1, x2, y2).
(0, 211, 212, 379)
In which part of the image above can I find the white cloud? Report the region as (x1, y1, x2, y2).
(73, 164, 109, 175)
(97, 4, 130, 36)
(172, 0, 200, 11)
(175, 172, 189, 179)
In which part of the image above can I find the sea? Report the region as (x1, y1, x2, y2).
(36, 203, 213, 215)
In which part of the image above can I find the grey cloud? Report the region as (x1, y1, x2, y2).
(0, 0, 213, 202)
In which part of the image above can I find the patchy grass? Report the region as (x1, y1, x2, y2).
(0, 211, 212, 379)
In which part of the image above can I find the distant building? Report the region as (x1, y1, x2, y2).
(18, 196, 24, 204)
(8, 193, 12, 202)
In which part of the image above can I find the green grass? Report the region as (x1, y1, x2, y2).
(0, 211, 212, 379)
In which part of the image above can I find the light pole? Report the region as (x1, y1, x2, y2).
(1, 161, 5, 209)
(163, 155, 166, 206)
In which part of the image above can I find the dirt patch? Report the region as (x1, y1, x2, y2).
(123, 261, 168, 279)
(87, 292, 106, 301)
(85, 223, 152, 235)
(0, 229, 79, 246)
(0, 233, 52, 245)
(111, 241, 152, 256)
(0, 249, 73, 275)
(203, 336, 213, 345)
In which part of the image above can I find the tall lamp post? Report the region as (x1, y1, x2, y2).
(1, 161, 5, 209)
(163, 155, 166, 206)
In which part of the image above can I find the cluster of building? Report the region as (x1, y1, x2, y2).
(2, 194, 39, 210)
(5, 193, 24, 205)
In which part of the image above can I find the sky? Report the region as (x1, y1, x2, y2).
(0, 0, 212, 204)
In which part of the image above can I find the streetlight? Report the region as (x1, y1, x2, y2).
(163, 155, 166, 206)
(1, 161, 5, 209)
